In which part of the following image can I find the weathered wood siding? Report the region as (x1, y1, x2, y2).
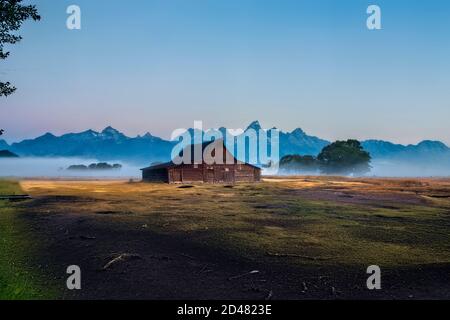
(163, 164, 260, 184)
(235, 164, 261, 182)
(142, 168, 169, 183)
(142, 142, 261, 184)
(179, 165, 204, 183)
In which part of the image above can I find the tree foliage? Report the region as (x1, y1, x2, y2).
(1, 0, 40, 97)
(317, 139, 371, 175)
(279, 154, 319, 173)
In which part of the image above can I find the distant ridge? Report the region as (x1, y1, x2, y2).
(362, 139, 450, 161)
(0, 139, 9, 150)
(3, 122, 449, 165)
(0, 150, 19, 158)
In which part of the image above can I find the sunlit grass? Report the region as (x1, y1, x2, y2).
(0, 181, 56, 300)
(20, 177, 450, 269)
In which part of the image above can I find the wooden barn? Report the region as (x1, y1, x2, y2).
(141, 140, 261, 184)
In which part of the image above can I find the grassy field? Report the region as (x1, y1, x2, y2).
(19, 177, 450, 268)
(0, 180, 56, 300)
(2, 176, 450, 299)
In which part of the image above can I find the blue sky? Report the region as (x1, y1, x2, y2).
(1, 0, 450, 144)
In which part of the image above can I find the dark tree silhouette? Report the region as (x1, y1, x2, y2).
(317, 139, 371, 176)
(279, 154, 319, 173)
(1, 0, 40, 96)
(1, 0, 40, 135)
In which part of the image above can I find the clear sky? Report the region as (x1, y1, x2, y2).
(1, 0, 450, 144)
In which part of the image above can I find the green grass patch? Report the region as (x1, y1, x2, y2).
(136, 183, 450, 268)
(0, 180, 57, 300)
(0, 179, 22, 195)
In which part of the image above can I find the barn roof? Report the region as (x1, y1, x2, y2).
(140, 161, 175, 171)
(141, 140, 260, 171)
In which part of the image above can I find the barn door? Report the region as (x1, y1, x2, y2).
(205, 167, 214, 183)
(214, 167, 225, 183)
(224, 167, 234, 183)
(170, 168, 182, 183)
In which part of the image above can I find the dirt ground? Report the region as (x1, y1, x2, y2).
(9, 176, 450, 299)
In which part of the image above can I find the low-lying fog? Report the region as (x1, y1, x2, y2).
(1, 157, 449, 178)
(272, 159, 450, 178)
(0, 157, 143, 178)
(369, 159, 450, 178)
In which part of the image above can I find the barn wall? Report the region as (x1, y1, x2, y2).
(254, 168, 261, 181)
(144, 165, 260, 183)
(235, 164, 260, 182)
(206, 164, 236, 183)
(168, 165, 204, 183)
(181, 165, 204, 183)
(142, 168, 169, 182)
(168, 168, 180, 183)
(168, 164, 261, 184)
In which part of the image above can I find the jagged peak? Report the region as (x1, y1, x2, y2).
(291, 128, 305, 136)
(246, 120, 262, 131)
(77, 129, 99, 136)
(40, 132, 56, 138)
(0, 139, 10, 148)
(101, 126, 120, 134)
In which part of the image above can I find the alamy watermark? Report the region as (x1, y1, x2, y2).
(66, 5, 81, 30)
(64, 5, 380, 31)
(367, 5, 381, 30)
(366, 265, 381, 290)
(66, 265, 81, 290)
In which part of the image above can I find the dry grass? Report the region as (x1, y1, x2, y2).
(19, 176, 450, 269)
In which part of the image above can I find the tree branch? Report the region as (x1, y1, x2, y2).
(0, 81, 16, 96)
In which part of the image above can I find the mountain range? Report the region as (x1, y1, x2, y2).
(1, 121, 449, 166)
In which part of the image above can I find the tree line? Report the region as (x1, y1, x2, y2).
(279, 139, 371, 176)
